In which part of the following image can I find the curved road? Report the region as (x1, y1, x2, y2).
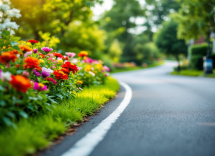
(42, 61, 215, 156)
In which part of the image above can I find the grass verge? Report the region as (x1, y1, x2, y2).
(111, 61, 165, 73)
(0, 77, 120, 156)
(171, 69, 215, 78)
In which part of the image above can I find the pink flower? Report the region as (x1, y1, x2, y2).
(41, 47, 53, 53)
(103, 65, 110, 72)
(33, 82, 47, 91)
(22, 71, 29, 77)
(51, 66, 56, 69)
(65, 52, 76, 57)
(83, 57, 93, 64)
(24, 51, 32, 57)
(71, 58, 78, 64)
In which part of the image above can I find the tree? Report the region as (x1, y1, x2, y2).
(155, 18, 187, 68)
(100, 0, 145, 60)
(145, 0, 181, 27)
(108, 39, 122, 62)
(173, 0, 215, 40)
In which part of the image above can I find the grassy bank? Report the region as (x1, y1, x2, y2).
(171, 70, 215, 78)
(0, 77, 119, 156)
(111, 61, 165, 73)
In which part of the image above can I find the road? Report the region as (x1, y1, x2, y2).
(42, 61, 215, 156)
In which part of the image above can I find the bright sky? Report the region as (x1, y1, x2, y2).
(91, 0, 150, 34)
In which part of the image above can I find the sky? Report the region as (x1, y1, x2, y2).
(91, 0, 150, 34)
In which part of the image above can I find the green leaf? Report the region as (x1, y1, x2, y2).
(16, 70, 23, 74)
(10, 41, 19, 46)
(12, 45, 20, 51)
(19, 111, 28, 118)
(2, 30, 10, 39)
(3, 117, 13, 126)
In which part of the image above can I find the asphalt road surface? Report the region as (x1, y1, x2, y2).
(42, 61, 215, 156)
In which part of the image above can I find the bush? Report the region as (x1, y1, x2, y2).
(189, 55, 204, 70)
(189, 43, 208, 70)
(189, 43, 208, 56)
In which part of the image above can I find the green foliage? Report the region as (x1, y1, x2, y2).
(189, 43, 208, 56)
(145, 0, 181, 26)
(133, 42, 160, 65)
(108, 39, 122, 62)
(173, 0, 215, 40)
(60, 22, 106, 57)
(0, 77, 119, 156)
(189, 43, 208, 70)
(154, 18, 187, 61)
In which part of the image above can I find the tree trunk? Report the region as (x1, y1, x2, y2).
(175, 53, 180, 72)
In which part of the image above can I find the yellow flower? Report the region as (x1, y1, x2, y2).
(77, 80, 83, 84)
(84, 64, 91, 72)
(95, 63, 102, 71)
(38, 83, 44, 88)
(57, 59, 63, 64)
(39, 59, 45, 63)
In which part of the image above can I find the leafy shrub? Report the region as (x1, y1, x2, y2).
(189, 43, 209, 70)
(189, 55, 204, 70)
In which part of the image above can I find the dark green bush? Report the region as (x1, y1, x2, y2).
(189, 55, 204, 70)
(189, 43, 208, 70)
(189, 43, 208, 56)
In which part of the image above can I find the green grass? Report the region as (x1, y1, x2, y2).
(0, 77, 119, 156)
(111, 61, 165, 73)
(171, 69, 215, 78)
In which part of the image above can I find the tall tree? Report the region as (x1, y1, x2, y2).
(155, 18, 187, 67)
(100, 0, 145, 61)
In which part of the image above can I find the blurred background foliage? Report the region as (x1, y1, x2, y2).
(10, 0, 215, 69)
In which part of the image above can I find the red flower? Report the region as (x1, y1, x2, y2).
(53, 52, 63, 58)
(0, 52, 17, 64)
(61, 68, 70, 74)
(45, 77, 57, 85)
(53, 70, 68, 80)
(23, 57, 41, 70)
(10, 75, 32, 93)
(28, 39, 39, 45)
(63, 56, 69, 60)
(61, 62, 79, 74)
(39, 54, 45, 58)
(11, 50, 20, 55)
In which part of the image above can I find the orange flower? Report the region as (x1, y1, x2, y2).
(23, 57, 41, 70)
(77, 80, 83, 84)
(10, 75, 32, 93)
(61, 68, 70, 74)
(78, 51, 88, 58)
(0, 52, 17, 64)
(19, 45, 32, 52)
(53, 70, 68, 80)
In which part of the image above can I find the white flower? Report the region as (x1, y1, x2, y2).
(1, 71, 12, 81)
(42, 67, 53, 73)
(0, 4, 10, 12)
(4, 21, 19, 30)
(89, 71, 95, 77)
(10, 29, 15, 35)
(0, 23, 6, 30)
(7, 8, 21, 18)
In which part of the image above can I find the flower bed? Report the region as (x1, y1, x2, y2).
(0, 33, 111, 127)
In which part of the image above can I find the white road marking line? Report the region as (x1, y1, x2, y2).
(61, 81, 132, 156)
